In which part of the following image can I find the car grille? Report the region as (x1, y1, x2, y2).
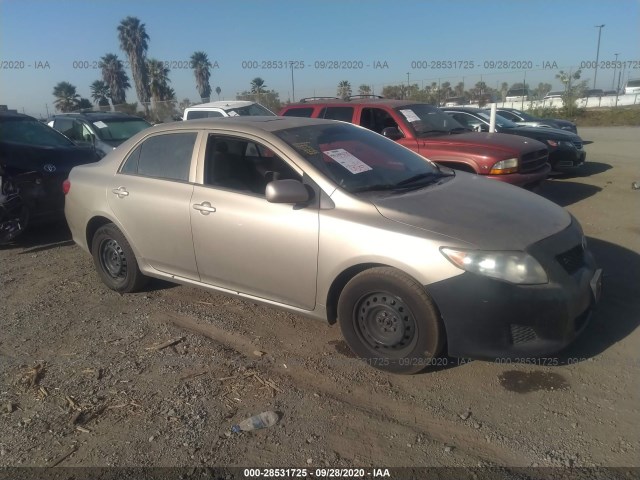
(573, 141, 583, 150)
(520, 149, 549, 173)
(510, 324, 538, 344)
(556, 245, 585, 274)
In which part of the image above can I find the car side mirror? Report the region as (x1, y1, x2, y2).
(381, 127, 403, 140)
(266, 179, 310, 204)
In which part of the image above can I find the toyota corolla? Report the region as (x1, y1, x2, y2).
(64, 117, 601, 373)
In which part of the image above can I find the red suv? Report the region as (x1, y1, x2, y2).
(279, 98, 550, 189)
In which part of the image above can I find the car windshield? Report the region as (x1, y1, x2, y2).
(394, 104, 466, 136)
(275, 123, 449, 194)
(475, 111, 519, 128)
(224, 103, 275, 116)
(0, 118, 76, 147)
(92, 119, 151, 141)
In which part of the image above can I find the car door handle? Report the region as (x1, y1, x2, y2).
(193, 202, 216, 215)
(111, 186, 129, 198)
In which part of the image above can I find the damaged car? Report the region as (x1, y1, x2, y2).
(0, 112, 99, 244)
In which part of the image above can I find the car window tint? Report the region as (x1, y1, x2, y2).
(449, 113, 481, 129)
(204, 135, 300, 195)
(320, 107, 354, 122)
(498, 111, 516, 121)
(360, 108, 399, 134)
(186, 110, 223, 119)
(135, 133, 196, 181)
(282, 108, 314, 117)
(55, 118, 78, 140)
(120, 144, 142, 174)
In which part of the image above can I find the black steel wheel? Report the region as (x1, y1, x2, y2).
(91, 223, 147, 293)
(338, 267, 443, 374)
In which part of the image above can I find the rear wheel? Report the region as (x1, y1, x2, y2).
(91, 223, 147, 293)
(337, 267, 443, 374)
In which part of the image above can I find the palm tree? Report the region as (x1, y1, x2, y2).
(358, 84, 371, 96)
(52, 81, 80, 112)
(146, 58, 172, 103)
(337, 80, 352, 100)
(190, 51, 212, 102)
(250, 77, 266, 98)
(90, 80, 111, 110)
(215, 86, 221, 100)
(118, 16, 150, 108)
(76, 98, 93, 111)
(100, 54, 130, 106)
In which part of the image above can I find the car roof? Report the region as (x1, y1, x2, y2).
(285, 99, 433, 108)
(185, 100, 257, 110)
(0, 111, 37, 121)
(50, 112, 143, 121)
(144, 116, 342, 135)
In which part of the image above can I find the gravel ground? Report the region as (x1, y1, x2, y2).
(0, 127, 638, 475)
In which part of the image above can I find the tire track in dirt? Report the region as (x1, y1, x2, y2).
(150, 310, 531, 466)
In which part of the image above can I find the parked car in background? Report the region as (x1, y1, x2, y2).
(183, 100, 275, 120)
(64, 116, 601, 373)
(441, 107, 586, 173)
(441, 96, 468, 107)
(495, 107, 578, 134)
(623, 79, 640, 94)
(48, 112, 151, 158)
(543, 91, 563, 101)
(280, 99, 550, 189)
(0, 112, 99, 243)
(505, 88, 530, 102)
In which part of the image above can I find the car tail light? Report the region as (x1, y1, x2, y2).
(62, 179, 71, 195)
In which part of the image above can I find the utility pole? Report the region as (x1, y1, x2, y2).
(593, 24, 605, 89)
(612, 53, 619, 90)
(291, 63, 295, 102)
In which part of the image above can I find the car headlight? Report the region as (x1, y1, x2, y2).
(558, 140, 574, 147)
(440, 248, 548, 284)
(546, 139, 558, 147)
(489, 157, 518, 175)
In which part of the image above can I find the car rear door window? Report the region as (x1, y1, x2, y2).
(122, 133, 197, 182)
(320, 107, 354, 122)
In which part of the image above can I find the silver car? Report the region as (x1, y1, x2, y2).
(64, 117, 602, 374)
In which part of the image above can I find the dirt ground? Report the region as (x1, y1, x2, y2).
(1, 127, 638, 475)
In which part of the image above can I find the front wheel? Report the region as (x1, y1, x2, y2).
(91, 223, 147, 293)
(337, 267, 444, 374)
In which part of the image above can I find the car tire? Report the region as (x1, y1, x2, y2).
(337, 267, 443, 374)
(91, 223, 147, 293)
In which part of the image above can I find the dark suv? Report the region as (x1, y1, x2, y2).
(279, 98, 550, 189)
(48, 112, 151, 158)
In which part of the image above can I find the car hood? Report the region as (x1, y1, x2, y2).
(371, 172, 571, 250)
(499, 125, 580, 141)
(418, 131, 544, 154)
(0, 141, 99, 174)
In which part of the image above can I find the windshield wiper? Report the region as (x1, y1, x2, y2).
(449, 127, 471, 134)
(394, 172, 441, 188)
(350, 184, 398, 193)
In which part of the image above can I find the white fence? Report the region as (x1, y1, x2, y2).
(465, 93, 640, 111)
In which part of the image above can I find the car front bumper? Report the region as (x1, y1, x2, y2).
(549, 146, 586, 171)
(426, 222, 601, 359)
(487, 162, 551, 190)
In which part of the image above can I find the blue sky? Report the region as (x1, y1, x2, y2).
(1, 0, 639, 117)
